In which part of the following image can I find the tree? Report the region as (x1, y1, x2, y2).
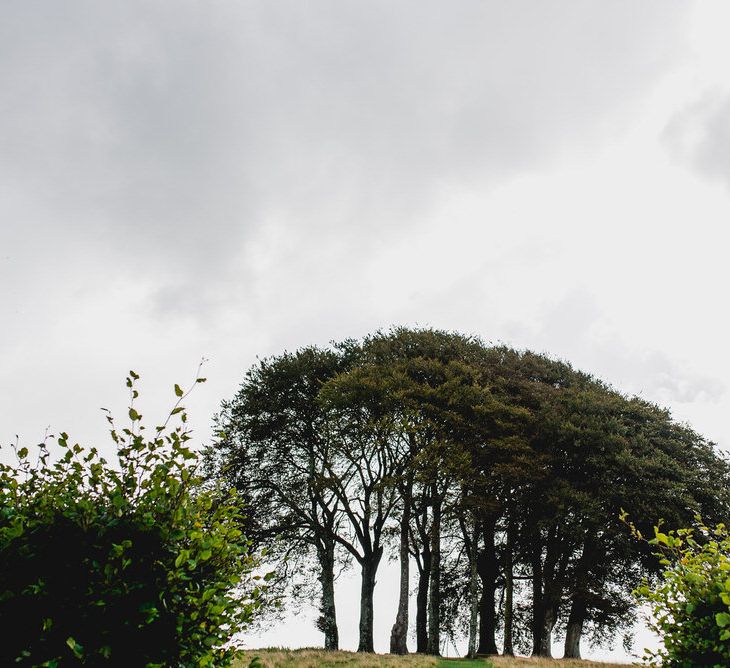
(361, 328, 501, 656)
(343, 327, 490, 655)
(204, 346, 352, 650)
(316, 358, 404, 653)
(554, 392, 730, 659)
(507, 359, 730, 659)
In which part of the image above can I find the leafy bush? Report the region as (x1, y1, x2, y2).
(0, 371, 267, 667)
(624, 513, 730, 667)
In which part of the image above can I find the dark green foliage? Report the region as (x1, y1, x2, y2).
(0, 371, 266, 667)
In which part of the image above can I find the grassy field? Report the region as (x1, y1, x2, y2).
(235, 648, 631, 668)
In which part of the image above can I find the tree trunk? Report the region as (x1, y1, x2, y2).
(532, 579, 560, 657)
(535, 603, 557, 657)
(426, 496, 441, 656)
(531, 547, 544, 656)
(477, 517, 499, 655)
(467, 515, 479, 659)
(503, 517, 515, 656)
(563, 539, 593, 659)
(532, 527, 568, 659)
(416, 544, 431, 653)
(390, 491, 411, 655)
(317, 540, 339, 650)
(563, 603, 585, 659)
(357, 550, 382, 653)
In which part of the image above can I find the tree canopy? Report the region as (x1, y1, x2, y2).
(205, 327, 730, 658)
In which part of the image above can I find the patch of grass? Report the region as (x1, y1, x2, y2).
(236, 648, 442, 668)
(491, 657, 627, 668)
(235, 649, 628, 668)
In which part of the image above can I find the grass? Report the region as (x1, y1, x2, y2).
(236, 649, 440, 667)
(234, 648, 631, 668)
(489, 658, 629, 668)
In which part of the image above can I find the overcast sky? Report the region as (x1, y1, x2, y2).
(3, 0, 730, 660)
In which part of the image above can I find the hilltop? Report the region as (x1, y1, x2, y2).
(235, 649, 629, 668)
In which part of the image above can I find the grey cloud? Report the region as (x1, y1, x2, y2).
(637, 350, 725, 404)
(1, 0, 688, 306)
(663, 88, 730, 189)
(533, 291, 726, 406)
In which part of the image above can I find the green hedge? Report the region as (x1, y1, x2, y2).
(625, 512, 730, 667)
(0, 371, 268, 667)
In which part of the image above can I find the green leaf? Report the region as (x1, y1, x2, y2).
(66, 636, 84, 659)
(715, 612, 730, 628)
(174, 384, 184, 397)
(655, 531, 669, 546)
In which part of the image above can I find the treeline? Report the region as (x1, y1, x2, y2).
(204, 328, 730, 658)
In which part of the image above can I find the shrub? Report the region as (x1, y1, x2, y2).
(0, 370, 267, 667)
(624, 513, 730, 667)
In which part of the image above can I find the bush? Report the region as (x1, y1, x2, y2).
(0, 371, 267, 667)
(625, 513, 730, 667)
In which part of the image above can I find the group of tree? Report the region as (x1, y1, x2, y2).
(204, 327, 730, 659)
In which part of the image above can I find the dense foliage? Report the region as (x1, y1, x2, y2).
(205, 327, 730, 658)
(0, 371, 266, 667)
(628, 517, 730, 667)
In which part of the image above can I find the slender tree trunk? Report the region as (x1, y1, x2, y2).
(503, 517, 515, 656)
(467, 515, 479, 659)
(427, 496, 442, 656)
(317, 540, 339, 650)
(357, 550, 382, 653)
(390, 489, 412, 655)
(416, 544, 431, 653)
(532, 528, 567, 658)
(531, 547, 544, 656)
(477, 517, 498, 655)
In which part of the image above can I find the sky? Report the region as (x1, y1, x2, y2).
(3, 0, 730, 660)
